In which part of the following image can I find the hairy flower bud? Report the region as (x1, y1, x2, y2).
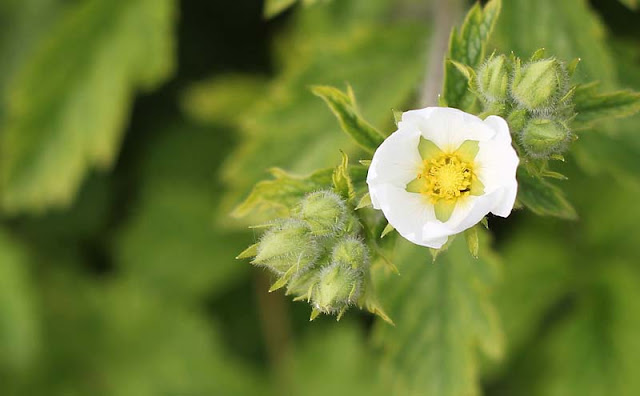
(331, 237, 369, 270)
(477, 54, 510, 103)
(311, 262, 363, 313)
(253, 219, 320, 274)
(511, 58, 568, 111)
(519, 118, 571, 158)
(295, 191, 347, 237)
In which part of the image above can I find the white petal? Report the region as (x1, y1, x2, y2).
(444, 189, 505, 234)
(491, 180, 518, 217)
(366, 126, 421, 195)
(475, 139, 519, 216)
(371, 184, 452, 248)
(483, 115, 512, 144)
(401, 107, 495, 152)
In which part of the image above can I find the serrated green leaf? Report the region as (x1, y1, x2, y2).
(517, 168, 577, 220)
(374, 234, 503, 396)
(572, 84, 640, 127)
(0, 0, 177, 214)
(312, 85, 385, 153)
(442, 0, 501, 110)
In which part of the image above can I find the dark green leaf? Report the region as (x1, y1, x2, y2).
(517, 168, 577, 220)
(573, 84, 640, 127)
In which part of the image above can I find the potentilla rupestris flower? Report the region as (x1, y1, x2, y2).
(366, 107, 519, 249)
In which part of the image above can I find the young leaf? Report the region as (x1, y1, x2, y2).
(517, 168, 578, 220)
(312, 85, 385, 153)
(442, 0, 501, 110)
(0, 0, 177, 214)
(374, 234, 504, 396)
(332, 151, 356, 202)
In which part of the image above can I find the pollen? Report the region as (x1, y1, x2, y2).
(417, 154, 474, 202)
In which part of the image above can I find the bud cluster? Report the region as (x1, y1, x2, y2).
(249, 190, 370, 318)
(474, 51, 576, 159)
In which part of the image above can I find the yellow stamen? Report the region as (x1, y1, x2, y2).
(416, 154, 475, 203)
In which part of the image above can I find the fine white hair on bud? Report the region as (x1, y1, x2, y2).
(331, 236, 369, 271)
(294, 190, 347, 237)
(252, 219, 321, 275)
(510, 58, 569, 112)
(366, 107, 519, 249)
(311, 261, 363, 314)
(477, 54, 510, 104)
(518, 118, 571, 158)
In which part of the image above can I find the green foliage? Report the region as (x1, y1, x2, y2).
(374, 234, 503, 396)
(442, 0, 501, 110)
(312, 86, 385, 153)
(617, 0, 638, 10)
(0, 230, 39, 374)
(185, 0, 429, 215)
(114, 123, 251, 302)
(494, 0, 616, 86)
(573, 83, 640, 127)
(264, 0, 321, 19)
(516, 168, 577, 220)
(0, 0, 177, 214)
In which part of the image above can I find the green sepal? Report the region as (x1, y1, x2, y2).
(464, 226, 480, 258)
(355, 193, 372, 210)
(405, 178, 423, 193)
(381, 223, 395, 238)
(236, 243, 259, 260)
(454, 140, 480, 162)
(418, 137, 443, 161)
(434, 200, 456, 222)
(269, 265, 298, 292)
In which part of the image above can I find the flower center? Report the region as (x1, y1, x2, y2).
(418, 154, 473, 202)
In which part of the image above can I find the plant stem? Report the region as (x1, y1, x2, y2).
(420, 0, 465, 106)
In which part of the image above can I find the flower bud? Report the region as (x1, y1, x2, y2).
(311, 262, 363, 314)
(519, 118, 571, 158)
(295, 191, 347, 237)
(331, 237, 369, 270)
(511, 58, 568, 111)
(253, 219, 320, 274)
(476, 54, 510, 103)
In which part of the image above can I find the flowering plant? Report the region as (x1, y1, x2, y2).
(236, 0, 640, 325)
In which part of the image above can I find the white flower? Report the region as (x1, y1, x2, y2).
(366, 107, 519, 249)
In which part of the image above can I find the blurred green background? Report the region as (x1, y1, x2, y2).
(0, 0, 639, 395)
